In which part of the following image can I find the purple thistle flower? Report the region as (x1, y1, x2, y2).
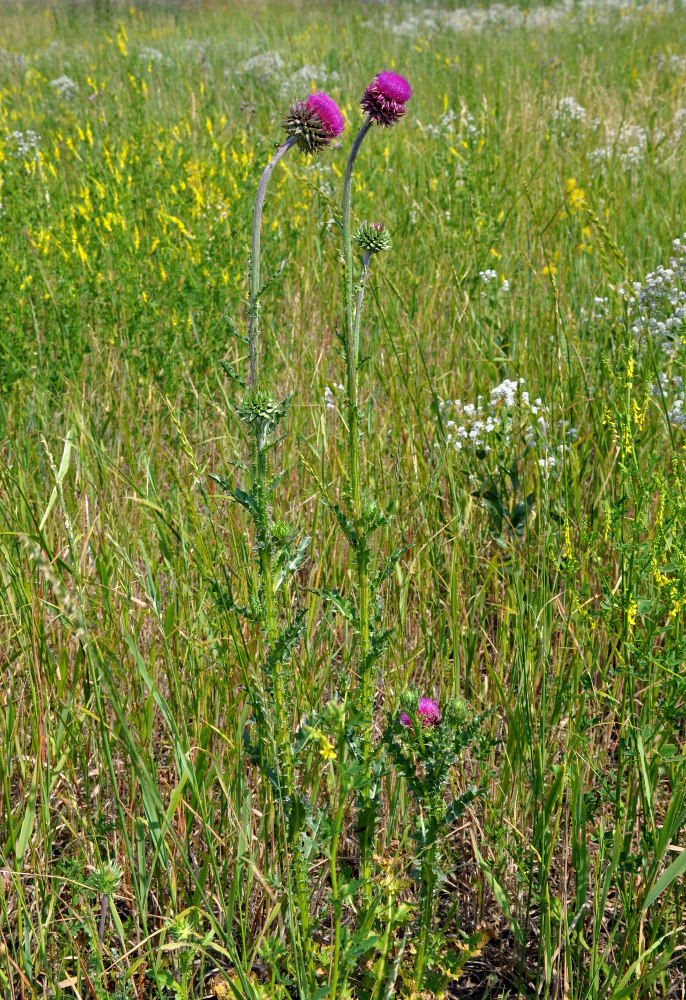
(282, 90, 345, 155)
(400, 697, 441, 729)
(361, 71, 412, 127)
(306, 91, 345, 138)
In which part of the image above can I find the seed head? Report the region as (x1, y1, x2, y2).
(282, 91, 345, 154)
(353, 221, 392, 255)
(361, 71, 412, 127)
(400, 697, 441, 729)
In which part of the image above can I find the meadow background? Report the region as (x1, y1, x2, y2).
(1, 0, 686, 996)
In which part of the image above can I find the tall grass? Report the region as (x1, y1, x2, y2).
(1, 0, 685, 996)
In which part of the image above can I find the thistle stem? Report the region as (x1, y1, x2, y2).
(413, 839, 439, 989)
(248, 132, 314, 987)
(98, 893, 108, 950)
(342, 118, 373, 512)
(341, 117, 376, 899)
(329, 770, 347, 1000)
(249, 136, 297, 387)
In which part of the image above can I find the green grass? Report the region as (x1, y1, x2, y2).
(1, 0, 686, 996)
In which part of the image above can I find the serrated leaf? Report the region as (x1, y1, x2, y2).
(267, 610, 307, 668)
(231, 486, 258, 517)
(373, 547, 406, 588)
(313, 588, 357, 624)
(219, 359, 246, 387)
(256, 256, 290, 302)
(275, 535, 310, 591)
(370, 626, 394, 660)
(323, 500, 357, 546)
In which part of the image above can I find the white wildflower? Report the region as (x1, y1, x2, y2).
(50, 75, 78, 98)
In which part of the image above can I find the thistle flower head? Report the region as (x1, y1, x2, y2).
(361, 71, 412, 127)
(89, 860, 123, 896)
(353, 221, 392, 255)
(282, 90, 345, 154)
(400, 697, 441, 729)
(237, 386, 279, 425)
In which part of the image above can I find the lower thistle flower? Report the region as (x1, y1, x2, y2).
(400, 696, 441, 729)
(282, 90, 345, 154)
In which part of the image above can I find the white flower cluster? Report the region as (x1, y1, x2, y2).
(50, 75, 78, 98)
(552, 96, 587, 136)
(181, 39, 208, 65)
(139, 47, 164, 65)
(324, 382, 345, 411)
(0, 48, 28, 72)
(5, 129, 40, 158)
(386, 10, 439, 37)
(424, 109, 458, 140)
(479, 269, 510, 295)
(384, 0, 674, 41)
(650, 373, 686, 429)
(279, 63, 340, 99)
(672, 108, 686, 144)
(425, 104, 481, 144)
(439, 378, 548, 453)
(237, 49, 284, 79)
(579, 296, 612, 325)
(630, 234, 686, 352)
(590, 123, 651, 170)
(652, 53, 686, 74)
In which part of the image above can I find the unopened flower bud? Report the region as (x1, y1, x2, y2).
(353, 221, 392, 255)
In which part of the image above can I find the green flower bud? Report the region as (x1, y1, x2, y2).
(271, 521, 291, 543)
(237, 386, 279, 425)
(353, 221, 392, 256)
(89, 860, 123, 896)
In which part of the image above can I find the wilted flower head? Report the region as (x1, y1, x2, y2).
(361, 71, 412, 127)
(282, 90, 345, 154)
(353, 221, 392, 255)
(400, 697, 441, 729)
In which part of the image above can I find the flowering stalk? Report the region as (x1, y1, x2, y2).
(342, 117, 373, 508)
(249, 135, 297, 387)
(339, 73, 411, 898)
(341, 120, 374, 896)
(219, 91, 344, 991)
(385, 692, 487, 990)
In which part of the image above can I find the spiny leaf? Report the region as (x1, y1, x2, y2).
(275, 534, 310, 591)
(312, 588, 358, 624)
(219, 359, 246, 387)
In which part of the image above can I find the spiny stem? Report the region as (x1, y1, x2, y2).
(413, 840, 439, 989)
(98, 893, 108, 950)
(329, 762, 347, 1000)
(248, 132, 314, 987)
(342, 118, 373, 513)
(249, 135, 297, 386)
(342, 116, 376, 898)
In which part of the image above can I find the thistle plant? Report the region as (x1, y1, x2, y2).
(214, 89, 344, 990)
(384, 691, 487, 991)
(336, 70, 412, 899)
